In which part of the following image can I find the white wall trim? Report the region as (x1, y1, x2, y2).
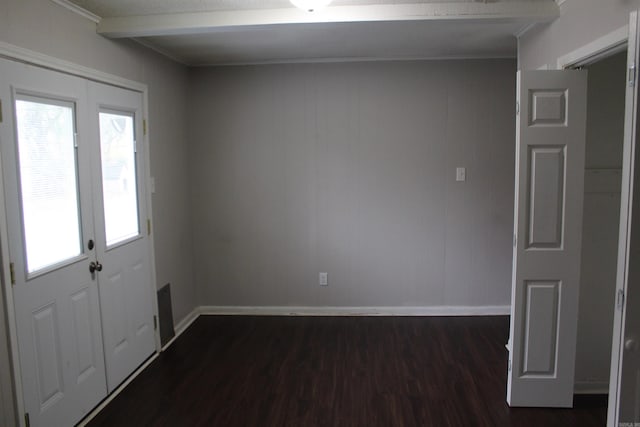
(557, 25, 629, 69)
(514, 22, 537, 39)
(160, 308, 200, 351)
(49, 0, 101, 23)
(133, 38, 189, 66)
(0, 41, 146, 93)
(76, 352, 159, 427)
(161, 304, 511, 350)
(195, 54, 517, 68)
(198, 305, 510, 316)
(574, 381, 609, 395)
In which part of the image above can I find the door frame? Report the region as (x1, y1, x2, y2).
(539, 13, 636, 427)
(0, 40, 161, 427)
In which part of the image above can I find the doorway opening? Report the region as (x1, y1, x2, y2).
(574, 49, 627, 411)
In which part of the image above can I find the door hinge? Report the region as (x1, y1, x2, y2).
(153, 315, 158, 331)
(10, 262, 15, 286)
(133, 139, 137, 153)
(515, 101, 520, 115)
(24, 412, 30, 427)
(0, 99, 3, 123)
(147, 219, 151, 236)
(617, 289, 625, 310)
(143, 119, 147, 136)
(508, 359, 512, 372)
(629, 63, 636, 87)
(513, 233, 517, 248)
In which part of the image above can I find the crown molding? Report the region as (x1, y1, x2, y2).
(49, 0, 101, 24)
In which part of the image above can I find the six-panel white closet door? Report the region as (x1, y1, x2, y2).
(0, 58, 156, 427)
(507, 70, 588, 408)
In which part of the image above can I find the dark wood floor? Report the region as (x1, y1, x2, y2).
(86, 316, 606, 427)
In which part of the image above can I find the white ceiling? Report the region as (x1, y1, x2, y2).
(64, 0, 559, 66)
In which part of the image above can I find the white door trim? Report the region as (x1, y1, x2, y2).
(557, 24, 629, 70)
(0, 41, 145, 92)
(608, 11, 639, 427)
(0, 41, 161, 427)
(0, 133, 19, 427)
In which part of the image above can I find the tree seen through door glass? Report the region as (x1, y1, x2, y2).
(15, 98, 82, 273)
(99, 112, 139, 246)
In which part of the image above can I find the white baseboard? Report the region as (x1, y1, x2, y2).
(198, 305, 510, 316)
(574, 381, 609, 395)
(159, 305, 509, 351)
(161, 307, 200, 351)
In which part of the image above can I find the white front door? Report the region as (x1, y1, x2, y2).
(88, 81, 155, 392)
(507, 70, 588, 407)
(0, 59, 107, 426)
(0, 59, 157, 426)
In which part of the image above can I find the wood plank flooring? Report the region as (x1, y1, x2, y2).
(86, 316, 606, 427)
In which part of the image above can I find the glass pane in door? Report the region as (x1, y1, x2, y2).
(15, 97, 82, 273)
(98, 111, 139, 246)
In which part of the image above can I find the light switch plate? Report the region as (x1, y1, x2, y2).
(456, 167, 466, 182)
(319, 272, 328, 286)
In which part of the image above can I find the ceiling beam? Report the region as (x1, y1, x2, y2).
(97, 1, 559, 38)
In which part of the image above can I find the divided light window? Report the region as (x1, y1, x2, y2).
(14, 95, 83, 273)
(98, 110, 140, 247)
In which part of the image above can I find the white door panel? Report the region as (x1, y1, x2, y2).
(527, 147, 565, 247)
(99, 252, 154, 390)
(0, 58, 107, 427)
(507, 70, 588, 407)
(70, 286, 100, 384)
(89, 81, 155, 392)
(32, 303, 63, 409)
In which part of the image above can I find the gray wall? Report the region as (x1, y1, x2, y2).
(519, 0, 639, 70)
(576, 51, 626, 391)
(188, 60, 516, 308)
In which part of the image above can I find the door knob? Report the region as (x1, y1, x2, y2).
(625, 338, 639, 352)
(89, 261, 103, 273)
